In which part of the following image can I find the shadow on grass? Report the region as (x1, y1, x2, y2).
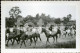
(45, 40, 76, 48)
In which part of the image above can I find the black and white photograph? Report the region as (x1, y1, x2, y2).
(1, 1, 80, 53)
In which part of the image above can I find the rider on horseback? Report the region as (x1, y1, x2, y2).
(48, 25, 54, 34)
(49, 25, 53, 31)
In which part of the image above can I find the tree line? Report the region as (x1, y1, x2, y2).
(6, 6, 72, 27)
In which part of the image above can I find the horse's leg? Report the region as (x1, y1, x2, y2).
(73, 31, 76, 36)
(11, 39, 12, 43)
(6, 39, 9, 47)
(68, 33, 69, 36)
(12, 38, 15, 46)
(57, 34, 59, 38)
(59, 33, 61, 38)
(46, 38, 50, 45)
(58, 34, 60, 38)
(20, 40, 23, 48)
(65, 33, 66, 37)
(55, 35, 58, 42)
(48, 38, 50, 43)
(38, 36, 42, 41)
(26, 38, 28, 42)
(46, 38, 48, 45)
(23, 40, 26, 47)
(15, 38, 19, 44)
(53, 37, 55, 43)
(18, 37, 20, 43)
(71, 32, 73, 37)
(30, 38, 32, 46)
(74, 31, 76, 36)
(33, 37, 36, 46)
(36, 36, 38, 42)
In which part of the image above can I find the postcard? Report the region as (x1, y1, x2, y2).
(1, 1, 80, 53)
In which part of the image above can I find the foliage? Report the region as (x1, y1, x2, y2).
(6, 7, 73, 27)
(6, 17, 16, 27)
(9, 6, 21, 18)
(6, 7, 21, 27)
(54, 18, 61, 24)
(63, 14, 72, 24)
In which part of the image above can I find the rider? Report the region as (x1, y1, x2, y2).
(48, 25, 54, 34)
(49, 25, 53, 31)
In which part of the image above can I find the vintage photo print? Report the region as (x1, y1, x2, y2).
(1, 1, 80, 53)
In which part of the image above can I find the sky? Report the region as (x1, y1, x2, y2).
(2, 2, 76, 20)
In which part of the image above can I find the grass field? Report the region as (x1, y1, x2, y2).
(6, 33, 76, 49)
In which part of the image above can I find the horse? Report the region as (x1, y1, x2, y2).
(69, 26, 76, 37)
(41, 27, 61, 45)
(12, 28, 24, 45)
(64, 26, 75, 37)
(6, 27, 24, 46)
(20, 27, 42, 48)
(5, 27, 17, 46)
(5, 27, 13, 46)
(62, 26, 68, 37)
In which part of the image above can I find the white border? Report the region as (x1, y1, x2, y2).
(1, 1, 80, 53)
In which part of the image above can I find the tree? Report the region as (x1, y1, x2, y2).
(9, 6, 21, 18)
(6, 7, 21, 27)
(67, 14, 72, 21)
(36, 13, 39, 19)
(63, 14, 72, 24)
(63, 17, 67, 24)
(54, 18, 61, 24)
(6, 17, 15, 27)
(40, 13, 46, 18)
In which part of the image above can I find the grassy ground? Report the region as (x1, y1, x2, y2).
(6, 34, 76, 49)
(45, 40, 76, 48)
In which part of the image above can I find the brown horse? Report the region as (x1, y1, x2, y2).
(5, 27, 24, 47)
(41, 27, 61, 45)
(20, 32, 42, 48)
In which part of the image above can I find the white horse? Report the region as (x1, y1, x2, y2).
(37, 26, 42, 34)
(66, 28, 71, 36)
(70, 27, 76, 36)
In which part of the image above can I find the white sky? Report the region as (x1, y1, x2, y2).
(2, 2, 76, 20)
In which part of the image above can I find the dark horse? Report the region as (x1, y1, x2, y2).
(6, 28, 24, 47)
(20, 32, 42, 48)
(41, 27, 61, 45)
